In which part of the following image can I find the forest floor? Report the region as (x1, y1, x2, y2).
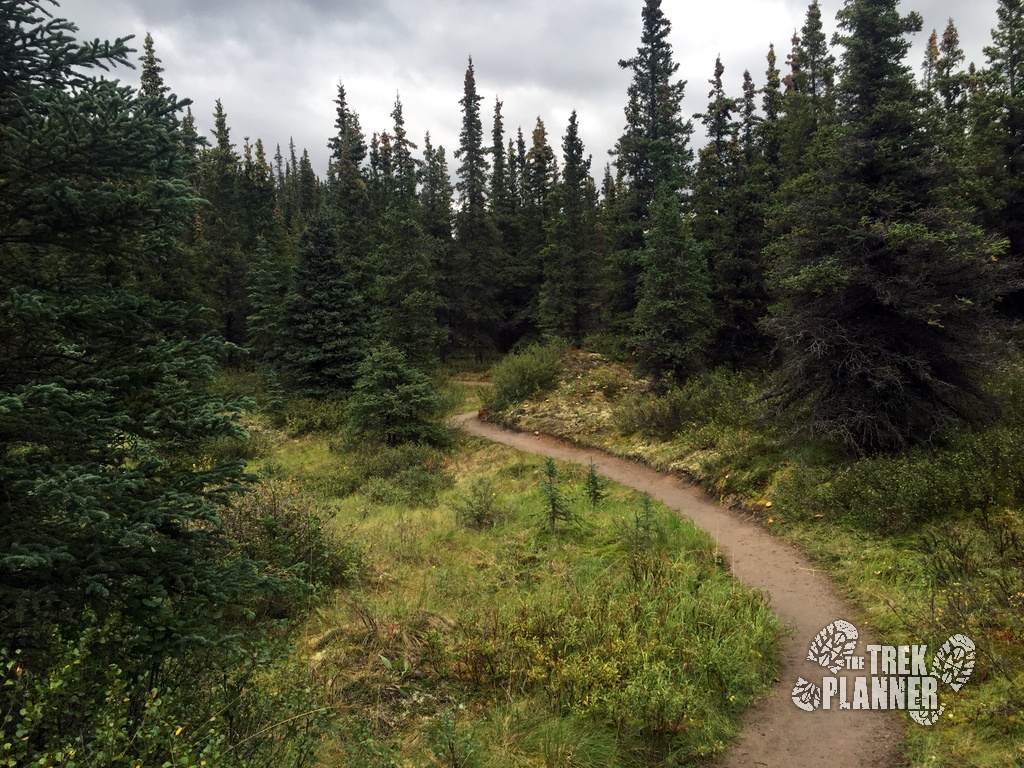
(452, 411, 903, 768)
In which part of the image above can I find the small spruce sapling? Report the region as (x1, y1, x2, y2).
(584, 459, 606, 507)
(539, 457, 574, 534)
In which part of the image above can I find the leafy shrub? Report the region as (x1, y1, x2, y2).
(611, 368, 765, 439)
(204, 428, 275, 464)
(775, 425, 1024, 532)
(224, 479, 363, 601)
(425, 706, 483, 768)
(449, 521, 781, 761)
(452, 476, 503, 529)
(271, 396, 350, 436)
(922, 510, 1024, 684)
(488, 342, 566, 411)
(586, 362, 635, 401)
(1, 626, 333, 768)
(611, 388, 683, 438)
(582, 331, 634, 364)
(324, 441, 454, 505)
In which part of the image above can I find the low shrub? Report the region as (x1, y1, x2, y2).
(0, 626, 333, 768)
(488, 342, 566, 411)
(775, 425, 1024, 533)
(224, 479, 363, 601)
(450, 517, 781, 761)
(271, 397, 350, 436)
(325, 440, 454, 505)
(581, 331, 634, 364)
(452, 476, 504, 529)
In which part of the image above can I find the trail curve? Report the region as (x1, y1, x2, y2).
(452, 411, 903, 768)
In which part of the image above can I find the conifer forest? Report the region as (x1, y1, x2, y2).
(4, 0, 1024, 765)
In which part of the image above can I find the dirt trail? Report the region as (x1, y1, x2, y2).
(452, 412, 904, 768)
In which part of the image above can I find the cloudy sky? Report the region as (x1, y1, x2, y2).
(56, 0, 1000, 177)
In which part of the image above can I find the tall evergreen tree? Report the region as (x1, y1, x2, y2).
(693, 60, 771, 366)
(538, 111, 603, 345)
(194, 99, 248, 346)
(778, 1, 837, 180)
(612, 0, 694, 209)
(138, 31, 168, 99)
(455, 57, 489, 212)
(368, 208, 443, 372)
(0, 0, 255, 660)
(419, 133, 455, 349)
(389, 95, 420, 205)
(979, 0, 1024, 316)
(766, 0, 1011, 454)
(279, 217, 368, 395)
(633, 188, 714, 380)
(607, 0, 694, 328)
(448, 57, 503, 354)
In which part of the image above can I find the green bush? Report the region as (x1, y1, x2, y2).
(450, 511, 781, 761)
(271, 397, 350, 436)
(611, 388, 684, 438)
(224, 479, 363, 601)
(488, 343, 566, 411)
(774, 425, 1024, 532)
(323, 441, 454, 505)
(611, 368, 766, 439)
(452, 476, 504, 529)
(582, 331, 634, 364)
(1, 626, 333, 768)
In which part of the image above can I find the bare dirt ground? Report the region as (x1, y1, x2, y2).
(452, 411, 905, 768)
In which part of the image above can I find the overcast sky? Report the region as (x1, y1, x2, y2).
(56, 0, 1000, 178)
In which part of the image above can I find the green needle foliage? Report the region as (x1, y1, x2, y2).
(632, 187, 714, 381)
(538, 457, 575, 534)
(0, 0, 260, 657)
(347, 343, 446, 446)
(766, 0, 1014, 454)
(584, 459, 606, 508)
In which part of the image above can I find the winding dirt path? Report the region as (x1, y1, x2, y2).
(452, 412, 904, 768)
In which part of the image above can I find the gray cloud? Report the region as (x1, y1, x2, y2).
(58, 0, 1002, 177)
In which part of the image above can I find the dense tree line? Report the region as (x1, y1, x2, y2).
(162, 0, 1023, 456)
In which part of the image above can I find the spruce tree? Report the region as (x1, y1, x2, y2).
(693, 58, 771, 366)
(449, 57, 503, 354)
(418, 133, 455, 350)
(766, 0, 1012, 454)
(369, 208, 444, 373)
(347, 343, 444, 446)
(139, 32, 168, 99)
(389, 95, 420, 205)
(193, 99, 249, 346)
(979, 0, 1024, 316)
(607, 0, 694, 329)
(0, 0, 255, 657)
(538, 111, 603, 345)
(419, 132, 455, 244)
(279, 216, 368, 395)
(778, 0, 837, 180)
(613, 0, 694, 209)
(632, 188, 714, 381)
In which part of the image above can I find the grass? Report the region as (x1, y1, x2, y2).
(222, 367, 783, 767)
(488, 347, 1024, 768)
